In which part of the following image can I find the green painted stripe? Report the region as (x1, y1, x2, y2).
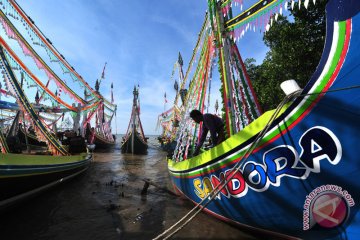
(168, 105, 289, 172)
(258, 21, 346, 145)
(0, 153, 88, 165)
(169, 21, 347, 177)
(0, 159, 90, 178)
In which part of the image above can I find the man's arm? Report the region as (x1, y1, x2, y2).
(194, 126, 208, 155)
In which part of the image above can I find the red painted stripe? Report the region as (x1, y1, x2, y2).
(172, 19, 352, 179)
(253, 19, 352, 153)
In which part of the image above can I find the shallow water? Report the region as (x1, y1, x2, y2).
(0, 136, 263, 240)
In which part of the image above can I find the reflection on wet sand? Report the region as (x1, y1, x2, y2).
(0, 136, 258, 240)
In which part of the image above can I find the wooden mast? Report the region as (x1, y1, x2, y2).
(209, 0, 236, 136)
(131, 86, 138, 154)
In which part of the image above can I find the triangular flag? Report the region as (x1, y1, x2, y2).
(304, 0, 309, 9)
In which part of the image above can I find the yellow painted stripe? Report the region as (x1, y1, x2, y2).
(168, 104, 289, 171)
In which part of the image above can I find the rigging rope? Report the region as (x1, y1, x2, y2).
(0, 37, 78, 111)
(0, 46, 69, 155)
(153, 84, 360, 239)
(4, 0, 103, 101)
(0, 12, 85, 104)
(153, 90, 300, 240)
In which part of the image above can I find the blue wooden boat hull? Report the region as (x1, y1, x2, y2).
(168, 0, 360, 238)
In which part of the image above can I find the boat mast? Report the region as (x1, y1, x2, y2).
(131, 86, 138, 154)
(208, 0, 236, 136)
(173, 52, 186, 107)
(20, 71, 30, 153)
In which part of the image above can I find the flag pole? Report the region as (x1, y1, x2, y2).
(164, 92, 167, 112)
(99, 62, 107, 85)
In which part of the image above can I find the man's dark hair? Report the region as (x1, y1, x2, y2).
(190, 109, 202, 119)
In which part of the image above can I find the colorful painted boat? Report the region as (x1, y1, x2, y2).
(93, 133, 116, 149)
(0, 0, 110, 212)
(121, 86, 148, 154)
(167, 0, 360, 239)
(18, 126, 47, 148)
(0, 14, 92, 211)
(121, 130, 148, 154)
(0, 4, 117, 153)
(84, 124, 115, 150)
(157, 52, 189, 155)
(0, 153, 92, 211)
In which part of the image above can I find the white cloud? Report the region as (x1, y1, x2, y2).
(6, 0, 267, 136)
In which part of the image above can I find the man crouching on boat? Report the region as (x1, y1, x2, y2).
(190, 109, 225, 156)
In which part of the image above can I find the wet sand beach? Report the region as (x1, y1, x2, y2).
(0, 137, 263, 240)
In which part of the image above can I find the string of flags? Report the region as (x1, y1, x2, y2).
(220, 0, 317, 42)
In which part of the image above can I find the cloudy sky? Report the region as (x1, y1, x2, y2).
(11, 0, 268, 135)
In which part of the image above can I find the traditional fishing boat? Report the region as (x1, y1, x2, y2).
(121, 130, 147, 154)
(0, 153, 92, 210)
(92, 133, 116, 149)
(0, 47, 93, 210)
(0, 41, 93, 209)
(83, 74, 117, 150)
(0, 0, 120, 209)
(165, 0, 360, 239)
(0, 100, 57, 149)
(84, 122, 116, 150)
(18, 124, 47, 148)
(0, 0, 117, 152)
(121, 86, 147, 154)
(157, 53, 187, 156)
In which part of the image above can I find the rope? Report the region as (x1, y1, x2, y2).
(153, 91, 299, 240)
(153, 84, 360, 239)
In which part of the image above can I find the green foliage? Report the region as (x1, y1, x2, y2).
(245, 1, 327, 111)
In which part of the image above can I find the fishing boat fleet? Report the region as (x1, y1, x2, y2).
(0, 0, 121, 209)
(1, 0, 359, 239)
(157, 0, 360, 239)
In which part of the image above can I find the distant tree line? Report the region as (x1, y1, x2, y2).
(245, 1, 328, 111)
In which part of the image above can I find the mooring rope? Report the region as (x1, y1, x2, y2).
(153, 91, 299, 240)
(153, 84, 360, 240)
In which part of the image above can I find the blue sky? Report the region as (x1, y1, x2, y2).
(13, 0, 268, 135)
